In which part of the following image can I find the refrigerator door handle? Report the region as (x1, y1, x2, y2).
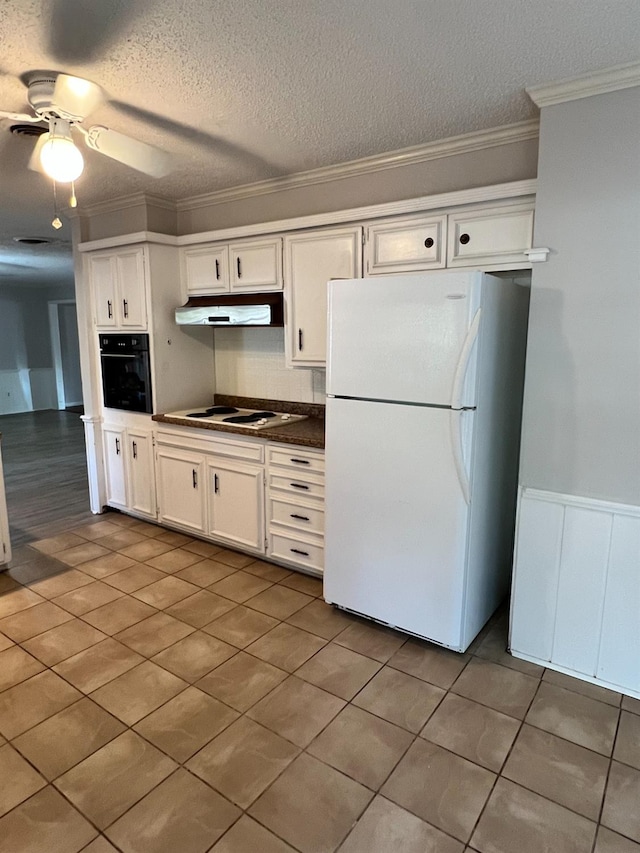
(450, 409, 470, 504)
(451, 308, 481, 410)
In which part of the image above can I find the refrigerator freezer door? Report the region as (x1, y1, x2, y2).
(324, 397, 472, 649)
(327, 272, 482, 406)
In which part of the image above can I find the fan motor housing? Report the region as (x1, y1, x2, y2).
(27, 77, 57, 113)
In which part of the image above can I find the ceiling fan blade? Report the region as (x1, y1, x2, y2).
(52, 74, 104, 121)
(0, 110, 40, 122)
(84, 126, 173, 177)
(27, 133, 50, 174)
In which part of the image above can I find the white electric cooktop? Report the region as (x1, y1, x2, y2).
(163, 405, 308, 431)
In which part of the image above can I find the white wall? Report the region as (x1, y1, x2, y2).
(519, 87, 640, 506)
(0, 282, 76, 414)
(213, 327, 325, 403)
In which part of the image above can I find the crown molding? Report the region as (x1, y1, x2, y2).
(527, 61, 640, 108)
(176, 120, 539, 212)
(77, 231, 178, 252)
(79, 192, 176, 217)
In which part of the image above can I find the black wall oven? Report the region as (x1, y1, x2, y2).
(99, 334, 152, 413)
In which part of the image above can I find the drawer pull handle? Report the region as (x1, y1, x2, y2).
(237, 257, 242, 278)
(214, 473, 220, 494)
(115, 437, 120, 455)
(123, 299, 129, 317)
(290, 458, 310, 465)
(298, 329, 303, 351)
(290, 483, 309, 490)
(107, 299, 113, 318)
(215, 259, 220, 279)
(291, 548, 309, 557)
(290, 513, 310, 521)
(192, 469, 198, 488)
(132, 441, 137, 459)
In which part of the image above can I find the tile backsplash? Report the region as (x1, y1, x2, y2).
(213, 328, 326, 403)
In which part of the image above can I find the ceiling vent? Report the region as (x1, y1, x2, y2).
(9, 123, 47, 137)
(12, 236, 51, 245)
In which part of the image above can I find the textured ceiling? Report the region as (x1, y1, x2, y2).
(0, 0, 639, 284)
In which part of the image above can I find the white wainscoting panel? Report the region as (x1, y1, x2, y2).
(511, 488, 640, 698)
(0, 369, 32, 414)
(29, 368, 57, 411)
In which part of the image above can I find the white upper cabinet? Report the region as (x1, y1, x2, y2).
(90, 247, 147, 330)
(181, 245, 229, 295)
(229, 238, 282, 292)
(285, 226, 362, 368)
(365, 215, 446, 275)
(181, 237, 282, 296)
(446, 202, 534, 269)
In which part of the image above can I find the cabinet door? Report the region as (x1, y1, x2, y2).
(208, 459, 264, 551)
(103, 427, 128, 509)
(91, 255, 117, 328)
(365, 215, 446, 275)
(447, 203, 534, 269)
(285, 226, 362, 367)
(229, 238, 282, 292)
(182, 246, 229, 295)
(127, 430, 156, 519)
(156, 448, 206, 533)
(116, 249, 147, 329)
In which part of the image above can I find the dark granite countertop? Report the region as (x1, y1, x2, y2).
(152, 395, 325, 449)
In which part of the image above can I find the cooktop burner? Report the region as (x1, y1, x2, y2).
(186, 406, 239, 417)
(163, 407, 308, 431)
(223, 411, 276, 424)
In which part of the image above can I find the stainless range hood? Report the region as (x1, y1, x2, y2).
(175, 293, 284, 327)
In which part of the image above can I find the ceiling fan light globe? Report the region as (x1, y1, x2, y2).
(40, 136, 84, 183)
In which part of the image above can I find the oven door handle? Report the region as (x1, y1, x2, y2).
(100, 353, 142, 358)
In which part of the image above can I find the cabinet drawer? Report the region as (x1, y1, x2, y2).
(447, 204, 534, 268)
(156, 429, 264, 463)
(365, 215, 446, 275)
(268, 446, 325, 475)
(269, 472, 325, 500)
(270, 532, 324, 574)
(269, 497, 324, 536)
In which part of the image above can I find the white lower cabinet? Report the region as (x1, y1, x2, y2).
(153, 430, 325, 572)
(156, 448, 206, 533)
(103, 425, 156, 519)
(267, 445, 325, 575)
(208, 458, 264, 551)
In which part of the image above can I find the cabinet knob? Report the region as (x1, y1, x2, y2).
(424, 237, 434, 248)
(459, 233, 470, 245)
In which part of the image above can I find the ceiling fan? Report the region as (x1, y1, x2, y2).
(0, 71, 172, 183)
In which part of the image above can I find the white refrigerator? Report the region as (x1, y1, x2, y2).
(324, 271, 529, 651)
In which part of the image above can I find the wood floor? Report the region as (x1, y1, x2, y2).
(0, 410, 94, 548)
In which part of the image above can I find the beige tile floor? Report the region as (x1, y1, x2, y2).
(0, 513, 638, 853)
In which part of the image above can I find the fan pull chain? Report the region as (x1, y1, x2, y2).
(69, 181, 78, 208)
(51, 180, 62, 230)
